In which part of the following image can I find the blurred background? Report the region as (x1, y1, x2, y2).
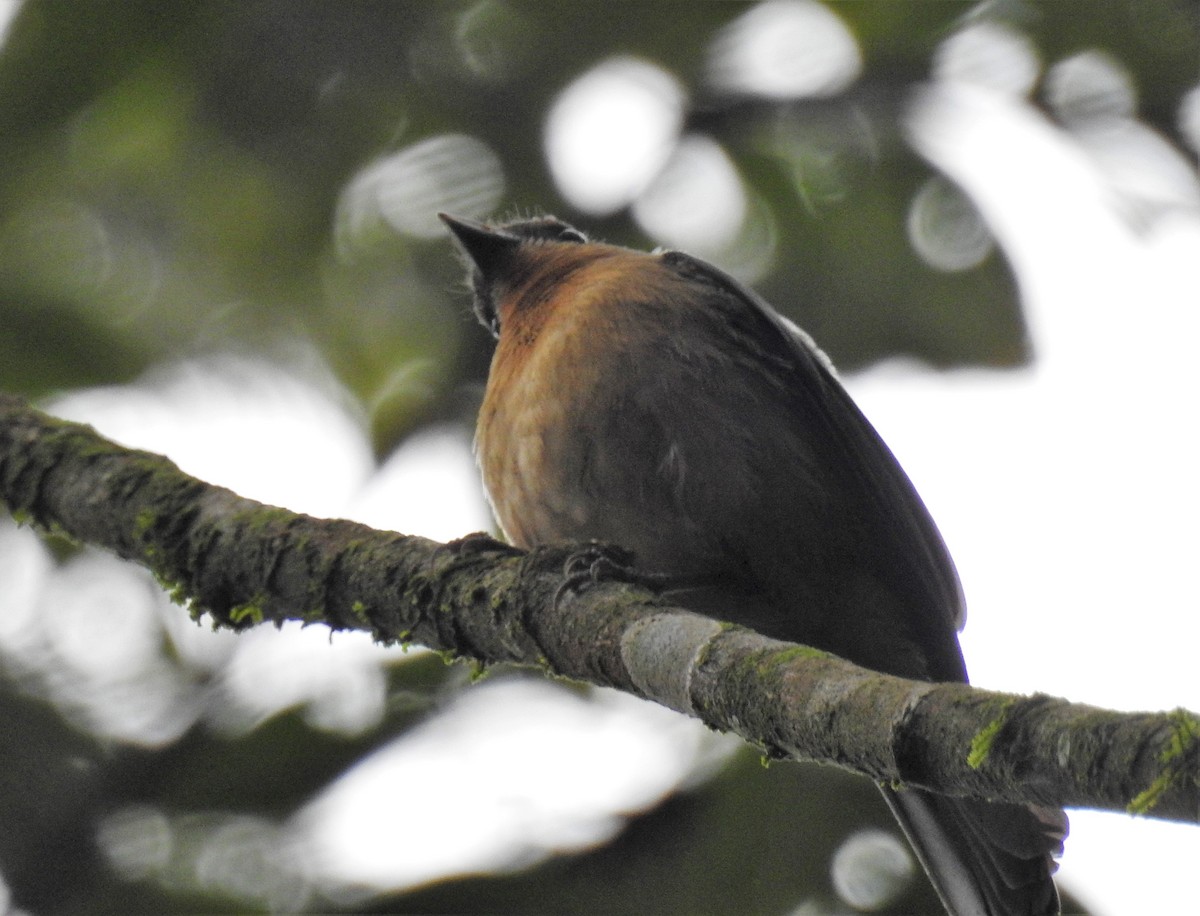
(0, 1, 1198, 913)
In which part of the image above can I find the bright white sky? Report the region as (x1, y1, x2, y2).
(860, 81, 1200, 916)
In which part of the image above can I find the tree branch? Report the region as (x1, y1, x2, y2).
(1, 393, 1197, 823)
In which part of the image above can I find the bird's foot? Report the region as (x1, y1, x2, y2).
(552, 542, 670, 609)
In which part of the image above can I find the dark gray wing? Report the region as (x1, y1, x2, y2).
(662, 250, 967, 682)
(660, 251, 1066, 915)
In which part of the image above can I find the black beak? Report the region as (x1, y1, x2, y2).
(439, 213, 521, 281)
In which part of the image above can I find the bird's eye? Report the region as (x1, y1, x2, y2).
(473, 296, 501, 339)
(557, 227, 586, 243)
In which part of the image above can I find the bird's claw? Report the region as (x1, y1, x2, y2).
(552, 542, 668, 609)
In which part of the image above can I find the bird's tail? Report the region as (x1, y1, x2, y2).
(881, 786, 1067, 916)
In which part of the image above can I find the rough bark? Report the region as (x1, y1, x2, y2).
(1, 393, 1197, 823)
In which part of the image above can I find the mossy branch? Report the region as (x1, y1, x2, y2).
(1, 393, 1197, 823)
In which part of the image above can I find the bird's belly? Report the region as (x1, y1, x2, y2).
(477, 372, 715, 581)
(476, 367, 603, 549)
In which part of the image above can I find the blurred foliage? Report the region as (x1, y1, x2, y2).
(0, 0, 1023, 443)
(0, 0, 1195, 913)
(380, 751, 954, 916)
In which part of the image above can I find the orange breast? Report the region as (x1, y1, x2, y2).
(475, 249, 674, 547)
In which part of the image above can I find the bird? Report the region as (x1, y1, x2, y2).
(440, 211, 1067, 916)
